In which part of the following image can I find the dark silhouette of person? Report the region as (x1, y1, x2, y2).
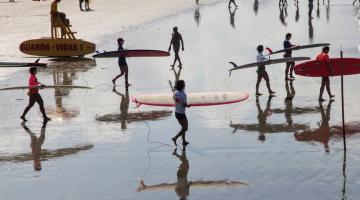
(169, 66, 182, 92)
(85, 0, 91, 11)
(284, 80, 295, 127)
(295, 100, 333, 152)
(21, 120, 48, 171)
(229, 7, 237, 28)
(173, 148, 190, 199)
(79, 0, 84, 11)
(308, 0, 314, 41)
(279, 3, 288, 26)
(21, 67, 51, 122)
(279, 0, 287, 6)
(256, 96, 273, 142)
(194, 7, 201, 26)
(255, 45, 275, 96)
(353, 0, 359, 5)
(168, 27, 185, 67)
(295, 0, 300, 22)
(112, 38, 130, 88)
(253, 0, 259, 15)
(283, 33, 296, 80)
(325, 0, 330, 22)
(112, 86, 129, 129)
(316, 0, 320, 18)
(229, 0, 238, 8)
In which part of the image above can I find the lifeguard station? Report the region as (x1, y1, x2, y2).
(50, 14, 76, 40)
(19, 1, 95, 57)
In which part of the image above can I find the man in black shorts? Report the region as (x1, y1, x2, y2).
(168, 27, 184, 67)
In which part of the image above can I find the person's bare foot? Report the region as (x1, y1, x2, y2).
(172, 137, 177, 146)
(182, 141, 189, 146)
(256, 92, 263, 96)
(318, 98, 326, 102)
(43, 116, 51, 122)
(112, 79, 116, 85)
(329, 94, 335, 98)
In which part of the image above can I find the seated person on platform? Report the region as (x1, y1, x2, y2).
(51, 0, 69, 25)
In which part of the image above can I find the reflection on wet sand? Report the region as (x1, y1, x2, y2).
(295, 101, 360, 151)
(0, 122, 93, 171)
(308, 0, 314, 41)
(43, 59, 96, 120)
(230, 96, 310, 141)
(229, 7, 237, 28)
(138, 148, 248, 197)
(253, 0, 259, 15)
(295, 0, 300, 22)
(279, 4, 288, 26)
(194, 0, 201, 26)
(342, 151, 347, 200)
(169, 66, 182, 92)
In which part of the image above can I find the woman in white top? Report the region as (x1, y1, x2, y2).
(255, 45, 275, 96)
(172, 80, 190, 146)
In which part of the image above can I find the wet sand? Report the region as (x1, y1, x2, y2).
(1, 0, 360, 199)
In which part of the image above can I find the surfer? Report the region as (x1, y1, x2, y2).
(168, 27, 184, 67)
(283, 33, 297, 80)
(20, 67, 51, 122)
(255, 45, 275, 96)
(50, 0, 69, 25)
(316, 46, 334, 101)
(112, 38, 130, 88)
(172, 80, 190, 146)
(229, 0, 238, 8)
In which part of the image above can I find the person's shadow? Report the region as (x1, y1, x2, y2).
(284, 80, 295, 128)
(113, 86, 130, 130)
(253, 0, 259, 15)
(21, 120, 48, 171)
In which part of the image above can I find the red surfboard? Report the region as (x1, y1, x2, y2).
(93, 50, 170, 58)
(294, 58, 360, 77)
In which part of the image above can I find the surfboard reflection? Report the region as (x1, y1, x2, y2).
(95, 87, 172, 128)
(295, 101, 360, 152)
(137, 148, 248, 198)
(0, 122, 94, 171)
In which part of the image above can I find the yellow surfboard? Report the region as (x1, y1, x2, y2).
(19, 38, 95, 57)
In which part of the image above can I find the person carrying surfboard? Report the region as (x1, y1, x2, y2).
(172, 80, 190, 146)
(283, 33, 297, 80)
(20, 67, 51, 122)
(255, 45, 275, 96)
(316, 46, 334, 102)
(112, 38, 130, 88)
(168, 27, 184, 68)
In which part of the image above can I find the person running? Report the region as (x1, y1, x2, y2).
(283, 33, 297, 80)
(316, 46, 334, 101)
(21, 67, 51, 122)
(112, 38, 130, 88)
(255, 45, 275, 96)
(172, 80, 190, 146)
(168, 27, 184, 67)
(229, 0, 238, 8)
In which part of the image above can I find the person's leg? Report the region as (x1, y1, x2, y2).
(285, 62, 290, 80)
(21, 95, 36, 120)
(112, 67, 125, 84)
(319, 77, 326, 101)
(263, 71, 274, 94)
(325, 77, 334, 98)
(79, 0, 83, 10)
(256, 73, 262, 95)
(35, 94, 50, 120)
(289, 62, 295, 78)
(124, 65, 130, 86)
(179, 116, 189, 145)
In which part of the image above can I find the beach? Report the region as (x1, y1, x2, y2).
(1, 0, 360, 199)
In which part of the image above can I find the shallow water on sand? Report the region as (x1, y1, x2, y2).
(1, 0, 360, 199)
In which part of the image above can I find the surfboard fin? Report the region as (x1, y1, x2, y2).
(34, 58, 40, 63)
(228, 62, 237, 77)
(266, 47, 273, 54)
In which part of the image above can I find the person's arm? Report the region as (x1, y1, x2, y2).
(180, 34, 184, 51)
(168, 34, 173, 52)
(183, 93, 190, 107)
